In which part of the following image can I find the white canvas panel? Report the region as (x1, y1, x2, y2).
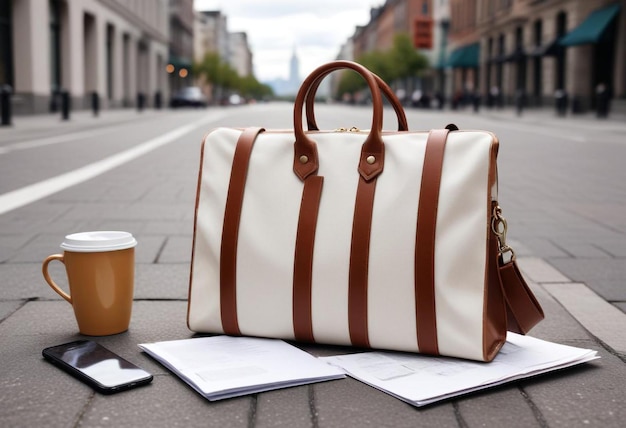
(367, 133, 428, 352)
(236, 132, 304, 338)
(309, 132, 364, 345)
(189, 128, 241, 332)
(434, 131, 494, 360)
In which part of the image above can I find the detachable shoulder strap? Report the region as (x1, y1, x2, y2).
(499, 259, 545, 334)
(445, 123, 544, 334)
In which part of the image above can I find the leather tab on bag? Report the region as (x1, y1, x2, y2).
(358, 143, 385, 181)
(499, 260, 545, 334)
(293, 141, 319, 181)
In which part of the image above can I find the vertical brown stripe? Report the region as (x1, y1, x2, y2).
(348, 176, 377, 348)
(220, 127, 265, 335)
(293, 176, 324, 342)
(414, 129, 450, 355)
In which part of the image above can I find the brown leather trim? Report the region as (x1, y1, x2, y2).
(481, 138, 506, 360)
(414, 129, 450, 356)
(348, 175, 377, 348)
(483, 205, 507, 361)
(188, 130, 213, 330)
(220, 127, 265, 335)
(294, 61, 385, 181)
(293, 176, 324, 342)
(500, 260, 545, 334)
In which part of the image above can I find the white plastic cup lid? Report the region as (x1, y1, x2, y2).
(60, 231, 137, 252)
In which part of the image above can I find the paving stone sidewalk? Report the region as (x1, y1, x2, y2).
(1, 107, 624, 427)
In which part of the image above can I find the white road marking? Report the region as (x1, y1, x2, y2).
(0, 114, 222, 215)
(0, 127, 120, 154)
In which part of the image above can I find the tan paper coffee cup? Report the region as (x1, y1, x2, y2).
(42, 231, 137, 336)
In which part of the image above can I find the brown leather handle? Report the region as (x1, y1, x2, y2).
(305, 72, 408, 132)
(293, 61, 385, 182)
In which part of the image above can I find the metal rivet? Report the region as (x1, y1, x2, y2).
(366, 155, 376, 165)
(299, 155, 308, 164)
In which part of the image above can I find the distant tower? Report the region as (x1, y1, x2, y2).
(289, 46, 300, 91)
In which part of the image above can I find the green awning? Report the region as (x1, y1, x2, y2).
(448, 43, 480, 68)
(559, 3, 621, 46)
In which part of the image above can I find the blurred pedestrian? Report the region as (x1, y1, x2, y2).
(554, 89, 568, 117)
(435, 91, 444, 110)
(596, 83, 609, 118)
(472, 91, 481, 113)
(515, 89, 526, 116)
(489, 86, 500, 109)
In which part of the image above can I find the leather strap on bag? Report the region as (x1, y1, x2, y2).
(305, 72, 408, 132)
(414, 129, 450, 356)
(500, 260, 545, 334)
(292, 61, 391, 347)
(293, 61, 386, 182)
(293, 175, 324, 342)
(220, 127, 265, 335)
(491, 204, 545, 334)
(348, 174, 377, 348)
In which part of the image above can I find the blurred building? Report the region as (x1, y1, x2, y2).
(193, 10, 253, 103)
(194, 11, 229, 64)
(448, 0, 479, 102)
(432, 0, 452, 96)
(339, 0, 625, 113)
(266, 47, 302, 97)
(168, 0, 194, 94)
(0, 0, 169, 115)
(193, 10, 252, 77)
(452, 0, 625, 112)
(353, 1, 437, 60)
(229, 32, 253, 78)
(477, 0, 626, 112)
(343, 0, 440, 97)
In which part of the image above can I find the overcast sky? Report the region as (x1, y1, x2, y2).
(193, 0, 384, 82)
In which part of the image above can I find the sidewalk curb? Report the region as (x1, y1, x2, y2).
(518, 257, 626, 358)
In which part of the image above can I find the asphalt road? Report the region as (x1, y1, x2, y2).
(1, 104, 625, 427)
(1, 103, 624, 312)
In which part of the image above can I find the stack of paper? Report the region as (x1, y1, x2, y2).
(140, 334, 598, 406)
(139, 335, 344, 401)
(320, 333, 599, 407)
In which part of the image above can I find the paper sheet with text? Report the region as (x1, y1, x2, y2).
(139, 336, 345, 401)
(321, 333, 599, 407)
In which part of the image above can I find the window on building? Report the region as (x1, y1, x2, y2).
(515, 26, 523, 49)
(555, 11, 567, 90)
(533, 19, 542, 46)
(533, 20, 543, 103)
(106, 24, 114, 100)
(50, 0, 62, 93)
(0, 0, 13, 87)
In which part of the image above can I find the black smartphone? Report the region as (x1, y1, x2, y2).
(42, 340, 153, 394)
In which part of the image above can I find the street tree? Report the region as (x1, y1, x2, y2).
(335, 33, 428, 101)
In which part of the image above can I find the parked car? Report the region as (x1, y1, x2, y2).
(170, 87, 208, 108)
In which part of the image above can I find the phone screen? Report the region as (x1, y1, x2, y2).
(43, 340, 153, 393)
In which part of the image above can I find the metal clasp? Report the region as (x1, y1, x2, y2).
(491, 205, 516, 262)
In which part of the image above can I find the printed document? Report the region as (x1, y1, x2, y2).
(321, 333, 599, 407)
(139, 335, 345, 401)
